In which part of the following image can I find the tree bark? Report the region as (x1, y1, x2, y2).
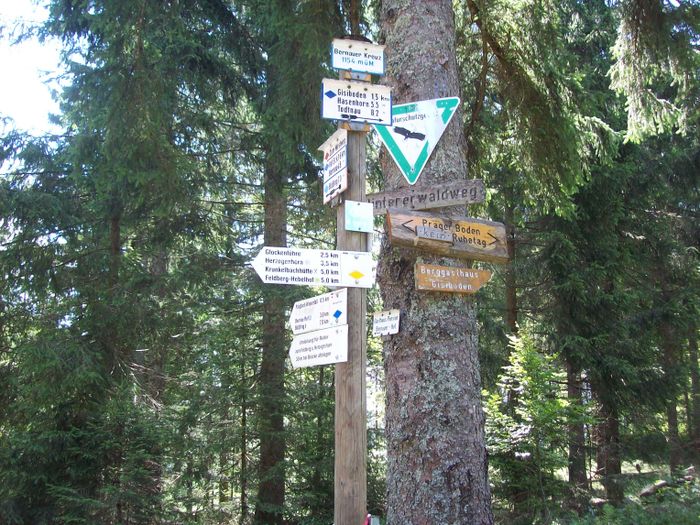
(379, 2, 493, 523)
(689, 331, 700, 463)
(503, 190, 518, 335)
(240, 356, 249, 525)
(660, 321, 682, 472)
(254, 159, 287, 525)
(566, 361, 588, 493)
(594, 397, 623, 504)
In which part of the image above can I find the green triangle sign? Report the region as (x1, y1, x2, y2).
(373, 97, 460, 185)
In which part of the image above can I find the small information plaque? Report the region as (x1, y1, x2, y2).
(345, 200, 374, 233)
(372, 309, 400, 336)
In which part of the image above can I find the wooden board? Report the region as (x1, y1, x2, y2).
(366, 179, 485, 216)
(415, 263, 491, 294)
(386, 208, 509, 264)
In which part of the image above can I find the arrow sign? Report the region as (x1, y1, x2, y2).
(415, 263, 492, 294)
(386, 208, 509, 264)
(321, 78, 392, 125)
(290, 288, 347, 335)
(331, 38, 385, 75)
(289, 324, 348, 368)
(373, 97, 459, 185)
(318, 128, 348, 204)
(252, 246, 376, 288)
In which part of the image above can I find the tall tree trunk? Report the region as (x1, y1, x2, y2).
(378, 2, 493, 523)
(595, 397, 623, 504)
(240, 356, 249, 525)
(690, 331, 700, 463)
(660, 322, 682, 472)
(566, 361, 588, 494)
(503, 190, 518, 335)
(254, 159, 287, 525)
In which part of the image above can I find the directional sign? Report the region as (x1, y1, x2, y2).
(372, 309, 400, 336)
(321, 78, 392, 125)
(386, 208, 509, 264)
(366, 180, 485, 216)
(415, 263, 492, 294)
(289, 324, 348, 368)
(373, 97, 459, 184)
(251, 246, 376, 288)
(331, 38, 385, 75)
(318, 128, 348, 203)
(290, 288, 347, 335)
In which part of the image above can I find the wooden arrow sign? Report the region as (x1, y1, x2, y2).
(415, 263, 492, 293)
(386, 208, 509, 264)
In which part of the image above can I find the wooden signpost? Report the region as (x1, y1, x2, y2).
(415, 263, 491, 293)
(366, 179, 485, 215)
(326, 38, 390, 525)
(386, 208, 509, 264)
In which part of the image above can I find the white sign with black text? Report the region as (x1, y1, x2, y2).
(331, 39, 385, 76)
(318, 128, 348, 204)
(321, 78, 392, 125)
(372, 309, 400, 336)
(289, 324, 348, 368)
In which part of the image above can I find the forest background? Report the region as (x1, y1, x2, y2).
(0, 1, 698, 524)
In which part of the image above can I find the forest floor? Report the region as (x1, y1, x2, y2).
(491, 462, 700, 525)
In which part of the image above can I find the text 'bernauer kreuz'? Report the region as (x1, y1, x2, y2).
(333, 47, 382, 67)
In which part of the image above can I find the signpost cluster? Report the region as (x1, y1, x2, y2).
(250, 34, 510, 525)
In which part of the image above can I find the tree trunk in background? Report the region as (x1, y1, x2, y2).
(240, 356, 249, 525)
(595, 398, 623, 504)
(254, 159, 287, 525)
(690, 331, 700, 463)
(566, 361, 588, 494)
(660, 321, 682, 473)
(503, 191, 518, 335)
(378, 2, 493, 523)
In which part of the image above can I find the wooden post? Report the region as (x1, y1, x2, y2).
(334, 116, 369, 524)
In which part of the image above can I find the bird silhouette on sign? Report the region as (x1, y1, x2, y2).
(393, 126, 426, 141)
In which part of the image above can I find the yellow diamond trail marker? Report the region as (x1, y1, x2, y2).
(252, 246, 376, 288)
